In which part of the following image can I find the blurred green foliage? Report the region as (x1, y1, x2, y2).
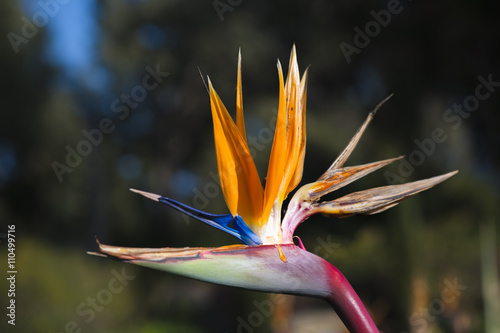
(1, 0, 499, 332)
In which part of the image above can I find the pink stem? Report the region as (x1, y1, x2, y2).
(323, 262, 379, 333)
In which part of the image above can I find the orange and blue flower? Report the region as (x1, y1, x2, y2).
(91, 46, 456, 332)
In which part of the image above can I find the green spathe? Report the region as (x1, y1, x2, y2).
(93, 242, 377, 332)
(96, 243, 332, 296)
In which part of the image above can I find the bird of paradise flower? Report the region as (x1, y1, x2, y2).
(89, 46, 457, 332)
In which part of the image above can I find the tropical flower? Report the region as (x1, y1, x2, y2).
(90, 46, 456, 332)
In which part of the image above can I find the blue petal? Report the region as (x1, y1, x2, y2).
(157, 196, 262, 245)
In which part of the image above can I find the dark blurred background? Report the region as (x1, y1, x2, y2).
(0, 0, 499, 332)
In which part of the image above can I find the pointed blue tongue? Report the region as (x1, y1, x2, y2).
(130, 189, 262, 245)
(158, 197, 262, 245)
